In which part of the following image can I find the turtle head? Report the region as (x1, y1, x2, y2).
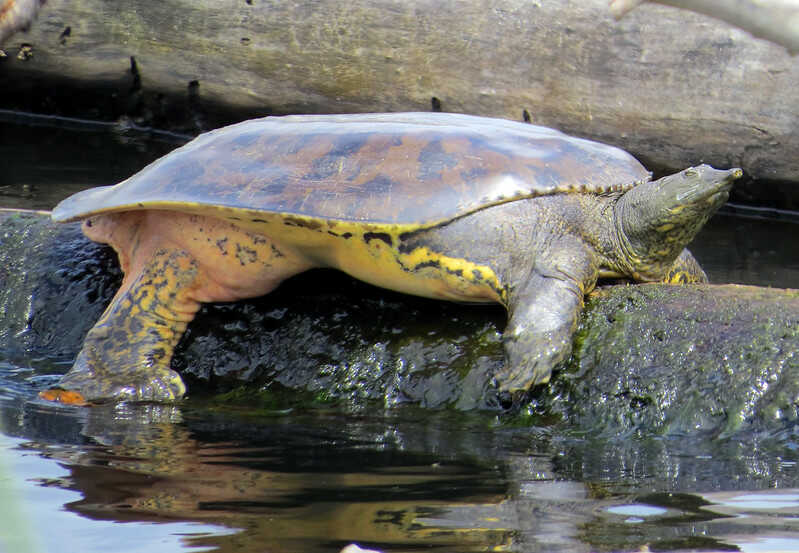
(614, 164, 741, 281)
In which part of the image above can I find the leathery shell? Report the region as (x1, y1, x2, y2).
(53, 112, 651, 225)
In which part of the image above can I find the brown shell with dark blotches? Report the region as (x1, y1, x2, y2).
(52, 113, 651, 225)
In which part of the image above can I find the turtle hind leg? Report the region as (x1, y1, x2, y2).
(40, 248, 201, 404)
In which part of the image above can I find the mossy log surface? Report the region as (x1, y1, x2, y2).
(0, 0, 797, 200)
(1, 210, 797, 438)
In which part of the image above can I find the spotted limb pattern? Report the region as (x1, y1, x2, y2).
(51, 249, 197, 402)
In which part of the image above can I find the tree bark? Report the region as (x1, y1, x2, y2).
(0, 0, 797, 192)
(610, 0, 799, 54)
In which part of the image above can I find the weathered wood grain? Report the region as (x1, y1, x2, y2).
(0, 0, 796, 191)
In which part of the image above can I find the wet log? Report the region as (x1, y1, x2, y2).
(1, 209, 797, 440)
(0, 0, 797, 199)
(611, 0, 799, 54)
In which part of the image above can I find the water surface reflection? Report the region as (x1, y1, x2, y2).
(2, 382, 799, 552)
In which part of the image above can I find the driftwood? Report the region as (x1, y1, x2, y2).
(610, 0, 799, 54)
(0, 0, 797, 194)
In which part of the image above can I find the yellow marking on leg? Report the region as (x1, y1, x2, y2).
(149, 206, 508, 305)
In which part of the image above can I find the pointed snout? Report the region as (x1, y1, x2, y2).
(673, 165, 742, 205)
(615, 164, 742, 280)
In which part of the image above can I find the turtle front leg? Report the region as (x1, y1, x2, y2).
(663, 249, 708, 284)
(40, 248, 201, 404)
(496, 247, 597, 393)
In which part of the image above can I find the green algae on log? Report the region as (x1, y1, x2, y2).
(547, 284, 799, 438)
(0, 210, 797, 438)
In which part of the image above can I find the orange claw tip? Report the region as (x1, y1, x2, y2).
(38, 389, 89, 406)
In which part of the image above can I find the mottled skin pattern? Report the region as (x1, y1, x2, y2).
(47, 211, 312, 402)
(42, 113, 741, 403)
(400, 173, 734, 390)
(58, 249, 195, 401)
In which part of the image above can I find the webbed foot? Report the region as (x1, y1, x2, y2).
(40, 349, 186, 404)
(496, 247, 591, 393)
(495, 327, 572, 392)
(39, 247, 198, 404)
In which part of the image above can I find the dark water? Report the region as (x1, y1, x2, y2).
(2, 113, 799, 553)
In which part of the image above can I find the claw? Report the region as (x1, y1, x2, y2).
(495, 389, 530, 411)
(52, 343, 187, 403)
(38, 388, 89, 406)
(497, 330, 567, 392)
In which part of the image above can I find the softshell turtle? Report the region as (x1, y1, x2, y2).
(42, 112, 740, 404)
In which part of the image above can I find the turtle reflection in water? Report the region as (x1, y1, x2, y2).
(41, 113, 741, 404)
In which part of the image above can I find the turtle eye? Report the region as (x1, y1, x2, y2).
(684, 168, 699, 178)
(85, 219, 93, 228)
